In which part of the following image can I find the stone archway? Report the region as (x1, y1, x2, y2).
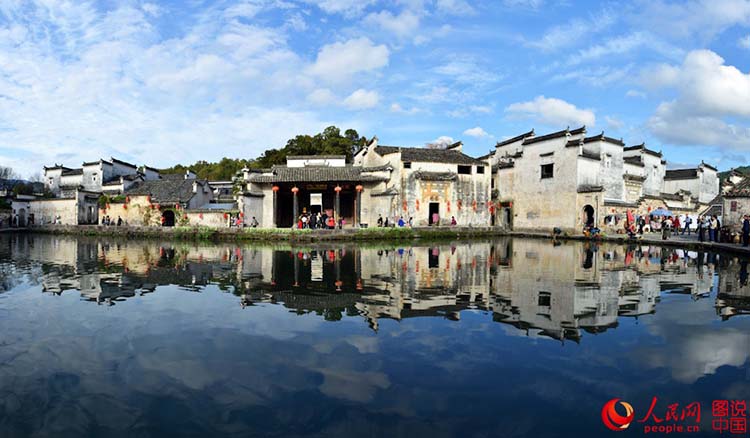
(162, 210, 175, 227)
(583, 205, 595, 227)
(17, 208, 26, 227)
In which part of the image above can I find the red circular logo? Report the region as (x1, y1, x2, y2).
(602, 398, 635, 431)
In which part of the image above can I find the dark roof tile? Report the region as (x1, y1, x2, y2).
(373, 146, 485, 165)
(496, 130, 534, 147)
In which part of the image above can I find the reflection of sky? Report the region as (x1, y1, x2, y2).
(1, 241, 750, 437)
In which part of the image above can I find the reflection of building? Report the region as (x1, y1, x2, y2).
(5, 233, 742, 341)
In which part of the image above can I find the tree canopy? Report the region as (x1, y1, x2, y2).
(161, 126, 367, 180)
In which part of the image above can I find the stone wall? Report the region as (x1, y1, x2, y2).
(723, 197, 750, 231)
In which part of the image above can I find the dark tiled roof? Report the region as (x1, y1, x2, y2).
(624, 156, 645, 167)
(247, 166, 390, 183)
(287, 155, 346, 160)
(373, 146, 485, 165)
(111, 157, 137, 168)
(660, 192, 684, 201)
(569, 126, 587, 136)
(566, 139, 582, 147)
(701, 161, 718, 171)
(522, 128, 569, 145)
(624, 173, 646, 182)
(43, 165, 72, 171)
(143, 165, 161, 172)
(371, 187, 399, 197)
(412, 171, 457, 181)
(496, 162, 515, 170)
(580, 150, 600, 161)
(496, 130, 534, 147)
(577, 185, 603, 193)
(82, 160, 101, 166)
(583, 133, 624, 146)
(61, 168, 83, 176)
(726, 178, 750, 197)
(126, 178, 206, 203)
(665, 169, 699, 180)
(625, 143, 662, 157)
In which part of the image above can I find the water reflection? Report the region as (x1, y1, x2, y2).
(2, 234, 749, 339)
(2, 234, 750, 437)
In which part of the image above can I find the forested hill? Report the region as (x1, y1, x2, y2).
(159, 126, 367, 180)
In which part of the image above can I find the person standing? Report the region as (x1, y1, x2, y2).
(377, 214, 383, 227)
(682, 215, 692, 235)
(697, 216, 705, 242)
(715, 215, 721, 242)
(742, 215, 749, 247)
(708, 216, 717, 242)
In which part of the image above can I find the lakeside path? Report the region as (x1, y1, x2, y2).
(8, 225, 750, 255)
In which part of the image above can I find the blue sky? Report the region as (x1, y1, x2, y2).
(1, 0, 750, 177)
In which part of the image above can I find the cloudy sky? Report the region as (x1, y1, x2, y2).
(1, 0, 750, 177)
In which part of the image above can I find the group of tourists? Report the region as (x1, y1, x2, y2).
(377, 215, 414, 228)
(101, 215, 123, 226)
(295, 211, 341, 229)
(696, 215, 722, 243)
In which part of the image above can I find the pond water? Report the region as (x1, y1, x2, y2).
(0, 233, 749, 437)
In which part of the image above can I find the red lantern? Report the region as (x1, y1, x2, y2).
(291, 186, 299, 194)
(457, 199, 462, 210)
(415, 199, 420, 210)
(472, 200, 477, 211)
(402, 200, 407, 212)
(447, 200, 451, 212)
(355, 184, 363, 192)
(334, 185, 342, 193)
(239, 212, 244, 218)
(272, 186, 279, 192)
(223, 213, 229, 219)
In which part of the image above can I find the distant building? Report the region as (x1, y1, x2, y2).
(238, 138, 491, 228)
(486, 127, 720, 233)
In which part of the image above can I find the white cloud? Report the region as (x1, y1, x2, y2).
(505, 96, 596, 127)
(435, 0, 475, 15)
(605, 116, 624, 130)
(571, 32, 683, 65)
(502, 0, 544, 9)
(434, 58, 502, 85)
(302, 0, 376, 17)
(529, 10, 615, 51)
(308, 37, 390, 81)
(644, 50, 750, 149)
(463, 126, 490, 138)
(343, 89, 380, 109)
(363, 10, 420, 38)
(307, 88, 337, 105)
(629, 0, 750, 40)
(740, 34, 750, 49)
(390, 103, 420, 114)
(425, 135, 455, 149)
(626, 89, 647, 98)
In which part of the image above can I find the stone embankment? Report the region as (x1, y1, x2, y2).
(10, 225, 750, 255)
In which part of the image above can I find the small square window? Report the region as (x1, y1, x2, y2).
(538, 292, 551, 306)
(404, 162, 412, 169)
(541, 163, 554, 179)
(458, 165, 472, 175)
(476, 166, 485, 174)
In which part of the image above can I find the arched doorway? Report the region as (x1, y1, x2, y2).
(583, 205, 595, 227)
(162, 210, 175, 227)
(17, 208, 26, 227)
